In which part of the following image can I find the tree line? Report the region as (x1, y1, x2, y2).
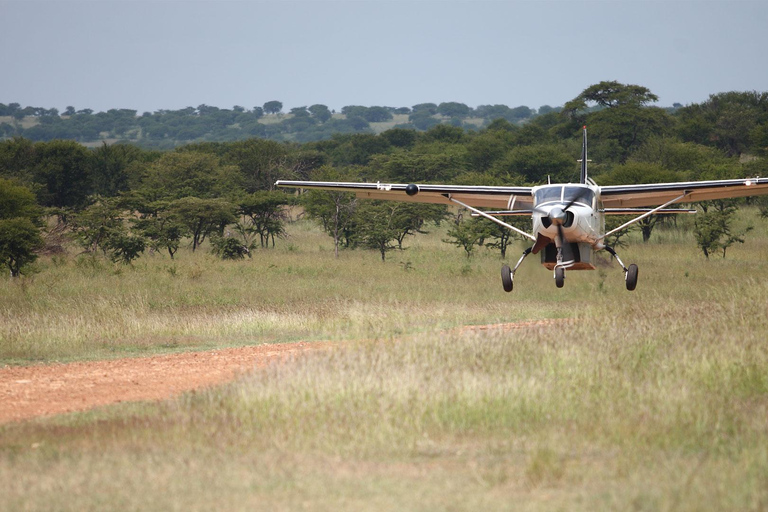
(2, 81, 768, 276)
(0, 100, 554, 148)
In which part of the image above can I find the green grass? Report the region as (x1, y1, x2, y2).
(2, 212, 768, 510)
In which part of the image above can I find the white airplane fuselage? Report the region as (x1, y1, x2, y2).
(530, 183, 605, 270)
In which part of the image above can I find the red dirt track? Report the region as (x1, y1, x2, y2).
(1, 320, 565, 425)
(0, 342, 327, 424)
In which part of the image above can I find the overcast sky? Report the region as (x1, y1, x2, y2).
(1, 0, 766, 114)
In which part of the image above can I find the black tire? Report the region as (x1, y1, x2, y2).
(501, 264, 513, 292)
(555, 267, 565, 288)
(626, 263, 638, 291)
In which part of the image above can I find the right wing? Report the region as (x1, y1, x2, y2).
(599, 177, 768, 208)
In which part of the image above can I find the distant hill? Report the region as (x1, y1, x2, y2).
(0, 102, 553, 148)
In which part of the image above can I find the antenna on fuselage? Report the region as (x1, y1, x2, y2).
(578, 125, 588, 185)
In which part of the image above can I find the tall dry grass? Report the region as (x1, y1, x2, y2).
(1, 211, 768, 510)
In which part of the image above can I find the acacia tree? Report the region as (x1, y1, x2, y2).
(133, 200, 186, 259)
(0, 179, 43, 276)
(302, 167, 358, 258)
(443, 213, 487, 258)
(170, 197, 237, 252)
(563, 81, 671, 162)
(694, 200, 752, 258)
(238, 191, 291, 248)
(351, 201, 401, 262)
(263, 101, 283, 115)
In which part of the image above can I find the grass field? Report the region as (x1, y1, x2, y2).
(2, 212, 768, 510)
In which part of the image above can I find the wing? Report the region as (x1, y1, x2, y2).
(275, 180, 535, 209)
(600, 177, 768, 208)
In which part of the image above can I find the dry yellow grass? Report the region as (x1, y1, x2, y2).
(1, 211, 768, 510)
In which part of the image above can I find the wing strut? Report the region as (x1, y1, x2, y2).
(598, 192, 690, 241)
(444, 195, 536, 241)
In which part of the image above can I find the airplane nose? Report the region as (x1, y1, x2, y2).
(549, 207, 566, 226)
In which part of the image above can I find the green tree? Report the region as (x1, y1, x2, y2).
(104, 231, 146, 264)
(221, 138, 297, 192)
(694, 200, 752, 258)
(263, 101, 283, 115)
(443, 214, 486, 258)
(351, 201, 401, 262)
(210, 236, 249, 260)
(0, 218, 43, 276)
(91, 142, 143, 197)
(238, 191, 290, 248)
(308, 104, 332, 123)
(32, 139, 93, 209)
(302, 167, 358, 258)
(0, 179, 43, 276)
(437, 102, 471, 118)
(564, 81, 671, 162)
(170, 197, 237, 252)
(495, 144, 573, 183)
(0, 137, 36, 184)
(69, 197, 125, 254)
(137, 151, 240, 202)
(132, 201, 186, 259)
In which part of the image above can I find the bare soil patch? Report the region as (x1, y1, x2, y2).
(0, 319, 568, 425)
(0, 342, 327, 424)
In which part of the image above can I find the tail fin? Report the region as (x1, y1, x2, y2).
(580, 126, 588, 184)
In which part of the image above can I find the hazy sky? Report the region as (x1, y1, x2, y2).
(1, 0, 766, 114)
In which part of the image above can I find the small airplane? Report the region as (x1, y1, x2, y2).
(277, 127, 768, 291)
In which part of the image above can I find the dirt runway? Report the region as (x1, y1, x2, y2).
(0, 320, 565, 424)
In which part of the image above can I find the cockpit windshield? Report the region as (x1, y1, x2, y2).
(534, 186, 594, 207)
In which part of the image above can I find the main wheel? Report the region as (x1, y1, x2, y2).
(501, 264, 513, 292)
(555, 267, 565, 288)
(626, 264, 638, 291)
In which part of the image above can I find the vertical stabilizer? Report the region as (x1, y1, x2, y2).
(580, 126, 588, 184)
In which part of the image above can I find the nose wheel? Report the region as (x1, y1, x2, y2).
(555, 267, 565, 288)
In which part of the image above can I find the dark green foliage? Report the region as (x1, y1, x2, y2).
(210, 236, 249, 260)
(239, 191, 290, 248)
(0, 179, 44, 276)
(263, 101, 283, 115)
(0, 217, 43, 276)
(350, 201, 401, 261)
(443, 214, 486, 258)
(694, 200, 753, 258)
(302, 167, 359, 258)
(32, 139, 93, 209)
(104, 231, 146, 264)
(380, 128, 417, 149)
(69, 197, 125, 254)
(437, 102, 471, 118)
(170, 197, 237, 252)
(1, 81, 766, 268)
(495, 144, 574, 184)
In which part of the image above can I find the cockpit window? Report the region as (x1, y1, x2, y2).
(563, 186, 594, 207)
(534, 186, 563, 205)
(534, 186, 594, 207)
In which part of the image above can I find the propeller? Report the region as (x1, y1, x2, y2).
(534, 197, 579, 264)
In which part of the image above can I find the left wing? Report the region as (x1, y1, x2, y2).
(275, 180, 535, 209)
(600, 177, 768, 208)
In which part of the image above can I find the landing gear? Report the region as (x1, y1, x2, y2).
(500, 247, 532, 293)
(501, 265, 513, 292)
(555, 267, 565, 288)
(605, 246, 639, 291)
(626, 263, 638, 291)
